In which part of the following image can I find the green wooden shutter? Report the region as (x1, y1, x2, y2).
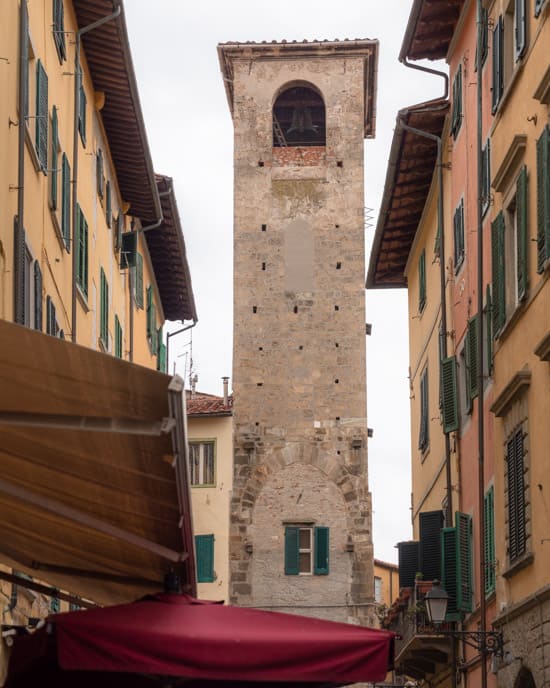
(53, 0, 66, 60)
(314, 526, 329, 575)
(34, 261, 42, 331)
(492, 17, 504, 113)
(36, 60, 48, 172)
(481, 139, 491, 216)
(418, 367, 429, 451)
(78, 83, 86, 146)
(397, 540, 420, 589)
(507, 429, 526, 561)
(491, 212, 506, 334)
(195, 534, 214, 583)
(105, 181, 112, 228)
(284, 527, 299, 575)
(516, 166, 528, 301)
(419, 249, 426, 312)
(100, 267, 108, 345)
(536, 126, 550, 273)
(454, 200, 464, 269)
(115, 315, 122, 358)
(441, 356, 459, 433)
(76, 205, 88, 296)
(467, 315, 479, 400)
(96, 149, 104, 198)
(50, 106, 58, 209)
(61, 154, 70, 251)
(14, 220, 26, 325)
(135, 253, 144, 308)
(455, 512, 473, 613)
(441, 527, 460, 620)
(419, 511, 443, 581)
(120, 232, 137, 268)
(515, 0, 526, 60)
(484, 486, 495, 595)
(451, 65, 462, 139)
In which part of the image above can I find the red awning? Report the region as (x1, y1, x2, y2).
(6, 593, 395, 687)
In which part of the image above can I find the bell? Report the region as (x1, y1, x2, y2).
(287, 106, 318, 135)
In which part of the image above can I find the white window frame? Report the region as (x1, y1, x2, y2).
(189, 440, 216, 487)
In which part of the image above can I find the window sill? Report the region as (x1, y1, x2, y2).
(191, 484, 216, 489)
(49, 207, 70, 253)
(502, 551, 534, 579)
(494, 297, 527, 345)
(76, 284, 89, 312)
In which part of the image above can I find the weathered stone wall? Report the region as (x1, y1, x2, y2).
(230, 47, 375, 625)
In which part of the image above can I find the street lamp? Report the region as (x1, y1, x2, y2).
(424, 581, 503, 656)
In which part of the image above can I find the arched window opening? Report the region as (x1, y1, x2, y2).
(514, 667, 536, 688)
(273, 86, 326, 147)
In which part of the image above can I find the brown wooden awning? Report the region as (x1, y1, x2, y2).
(0, 319, 195, 605)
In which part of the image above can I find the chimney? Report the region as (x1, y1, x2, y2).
(191, 374, 198, 397)
(222, 376, 229, 406)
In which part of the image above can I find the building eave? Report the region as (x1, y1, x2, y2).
(399, 0, 465, 62)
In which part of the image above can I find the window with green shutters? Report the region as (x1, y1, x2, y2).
(52, 0, 66, 61)
(453, 199, 465, 272)
(50, 106, 59, 210)
(397, 540, 420, 589)
(78, 81, 86, 146)
(195, 534, 214, 583)
(484, 486, 496, 595)
(419, 510, 444, 582)
(506, 428, 527, 562)
(146, 285, 157, 352)
(491, 212, 506, 335)
(536, 126, 550, 273)
(484, 285, 493, 377)
(516, 166, 529, 301)
(421, 366, 431, 443)
(114, 315, 123, 359)
(34, 261, 42, 331)
(99, 268, 108, 347)
(441, 356, 459, 433)
(451, 64, 462, 139)
(466, 315, 479, 401)
(514, 0, 527, 61)
(120, 232, 137, 269)
(76, 205, 88, 297)
(492, 16, 504, 112)
(418, 249, 426, 313)
(157, 327, 167, 372)
(61, 154, 70, 251)
(284, 526, 329, 575)
(35, 60, 48, 172)
(135, 253, 144, 308)
(105, 181, 112, 228)
(96, 149, 104, 199)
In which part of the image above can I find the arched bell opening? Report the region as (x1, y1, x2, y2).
(272, 85, 326, 147)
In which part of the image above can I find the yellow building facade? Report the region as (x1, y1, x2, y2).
(0, 0, 196, 621)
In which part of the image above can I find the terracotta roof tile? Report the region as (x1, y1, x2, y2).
(186, 392, 233, 417)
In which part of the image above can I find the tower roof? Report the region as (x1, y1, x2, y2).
(217, 38, 379, 139)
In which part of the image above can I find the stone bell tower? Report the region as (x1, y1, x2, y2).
(218, 39, 378, 625)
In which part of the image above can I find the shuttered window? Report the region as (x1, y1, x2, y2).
(14, 222, 27, 326)
(285, 526, 329, 576)
(484, 486, 496, 595)
(441, 512, 473, 620)
(516, 166, 529, 301)
(453, 199, 465, 271)
(195, 534, 214, 583)
(419, 510, 444, 582)
(397, 540, 420, 589)
(105, 181, 112, 228)
(78, 81, 86, 146)
(418, 249, 426, 313)
(76, 205, 88, 297)
(507, 428, 526, 562)
(491, 212, 506, 335)
(34, 261, 42, 331)
(146, 285, 157, 352)
(467, 315, 479, 401)
(157, 327, 167, 372)
(114, 213, 123, 251)
(120, 232, 137, 269)
(114, 315, 123, 359)
(451, 64, 462, 139)
(52, 0, 66, 61)
(50, 106, 59, 210)
(536, 126, 550, 273)
(61, 154, 70, 251)
(515, 0, 527, 60)
(492, 16, 504, 113)
(35, 60, 48, 172)
(96, 149, 104, 199)
(441, 527, 460, 620)
(99, 267, 108, 347)
(418, 366, 429, 452)
(135, 253, 144, 308)
(46, 295, 58, 337)
(441, 356, 459, 433)
(484, 285, 493, 376)
(535, 0, 546, 16)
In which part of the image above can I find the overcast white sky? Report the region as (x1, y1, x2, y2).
(124, 1, 445, 564)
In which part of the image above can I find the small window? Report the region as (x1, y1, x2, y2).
(195, 534, 214, 583)
(96, 149, 104, 199)
(492, 16, 504, 113)
(374, 576, 382, 603)
(99, 267, 109, 348)
(146, 284, 157, 352)
(114, 315, 123, 359)
(134, 253, 144, 308)
(273, 85, 326, 147)
(34, 261, 43, 332)
(418, 249, 426, 313)
(76, 205, 88, 297)
(453, 199, 465, 272)
(52, 0, 66, 62)
(50, 596, 60, 614)
(157, 327, 167, 372)
(484, 486, 495, 595)
(189, 441, 215, 486)
(61, 154, 71, 251)
(418, 366, 429, 452)
(481, 139, 491, 217)
(284, 525, 329, 576)
(506, 428, 527, 562)
(50, 106, 59, 211)
(536, 126, 550, 273)
(78, 80, 87, 146)
(35, 60, 49, 172)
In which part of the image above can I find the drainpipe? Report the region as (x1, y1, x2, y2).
(71, 4, 121, 343)
(14, 0, 29, 324)
(399, 58, 449, 101)
(475, 3, 488, 688)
